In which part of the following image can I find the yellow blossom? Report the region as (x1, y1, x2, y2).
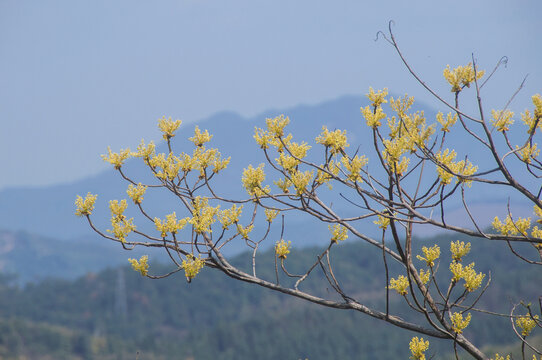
(266, 114, 290, 138)
(254, 127, 273, 149)
(419, 268, 431, 285)
(128, 255, 149, 276)
(181, 254, 205, 281)
(108, 217, 136, 242)
(443, 63, 485, 92)
(154, 212, 189, 237)
(275, 239, 291, 259)
(389, 95, 415, 117)
(533, 94, 542, 119)
(450, 312, 471, 334)
(516, 314, 539, 336)
(492, 354, 510, 360)
(157, 116, 182, 140)
(373, 213, 391, 230)
(109, 199, 128, 218)
(217, 205, 243, 229)
(189, 126, 213, 146)
(101, 147, 131, 169)
(409, 337, 429, 360)
(127, 183, 147, 204)
(276, 153, 300, 172)
(149, 153, 182, 181)
(242, 164, 270, 197)
(131, 139, 156, 161)
(389, 275, 409, 295)
(315, 126, 349, 154)
(290, 170, 313, 195)
(190, 197, 220, 234)
(435, 149, 477, 185)
(265, 209, 279, 223)
(436, 112, 458, 132)
(366, 87, 388, 107)
(341, 155, 368, 182)
(75, 193, 98, 216)
(493, 215, 531, 236)
(416, 245, 440, 267)
(274, 177, 292, 193)
(236, 223, 254, 239)
(450, 240, 471, 262)
(329, 224, 348, 243)
(361, 105, 387, 128)
(516, 143, 539, 164)
(491, 110, 515, 132)
(449, 261, 465, 282)
(461, 264, 485, 292)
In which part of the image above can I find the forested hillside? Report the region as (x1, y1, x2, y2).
(0, 232, 540, 359)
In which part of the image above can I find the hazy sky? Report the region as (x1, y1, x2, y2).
(1, 0, 541, 190)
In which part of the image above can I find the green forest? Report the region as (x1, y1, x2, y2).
(0, 232, 540, 359)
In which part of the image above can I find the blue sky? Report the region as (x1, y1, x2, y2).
(1, 0, 541, 190)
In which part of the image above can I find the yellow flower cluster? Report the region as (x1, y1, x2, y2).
(416, 244, 440, 267)
(435, 149, 478, 185)
(315, 160, 340, 188)
(419, 268, 431, 285)
(236, 223, 254, 239)
(189, 126, 213, 147)
(132, 139, 156, 161)
(190, 197, 219, 234)
(217, 204, 243, 229)
(449, 262, 485, 292)
(436, 112, 458, 132)
(154, 212, 189, 237)
(341, 155, 368, 182)
(492, 215, 531, 236)
(275, 239, 291, 259)
(266, 114, 290, 138)
(382, 137, 410, 176)
(149, 153, 182, 181)
(242, 164, 270, 197)
(157, 116, 182, 140)
(450, 312, 472, 334)
(265, 209, 279, 223)
(516, 313, 539, 337)
(450, 240, 471, 262)
(516, 143, 540, 164)
(492, 354, 510, 360)
(75, 192, 98, 216)
(128, 255, 149, 276)
(291, 170, 313, 195)
(181, 254, 205, 281)
(102, 147, 131, 169)
(329, 224, 348, 243)
(409, 337, 429, 360)
(443, 63, 485, 92)
(315, 126, 349, 154)
(491, 110, 515, 132)
(367, 87, 389, 107)
(373, 213, 391, 230)
(389, 94, 415, 117)
(126, 183, 147, 204)
(274, 177, 292, 193)
(361, 105, 387, 128)
(389, 275, 409, 295)
(521, 94, 542, 134)
(107, 199, 135, 242)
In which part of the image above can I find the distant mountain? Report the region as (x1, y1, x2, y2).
(0, 230, 152, 284)
(0, 94, 535, 251)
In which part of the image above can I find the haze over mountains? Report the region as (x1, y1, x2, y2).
(0, 94, 535, 241)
